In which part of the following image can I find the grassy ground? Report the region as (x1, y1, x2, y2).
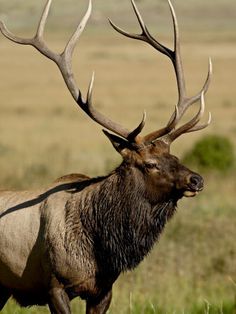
(0, 0, 235, 313)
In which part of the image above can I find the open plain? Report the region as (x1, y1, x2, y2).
(0, 0, 235, 313)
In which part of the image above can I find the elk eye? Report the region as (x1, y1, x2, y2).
(145, 161, 159, 170)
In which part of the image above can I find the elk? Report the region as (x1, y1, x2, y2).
(0, 0, 212, 313)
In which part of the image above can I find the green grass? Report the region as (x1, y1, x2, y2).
(3, 299, 235, 314)
(129, 299, 236, 314)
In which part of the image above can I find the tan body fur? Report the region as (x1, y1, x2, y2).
(0, 175, 101, 307)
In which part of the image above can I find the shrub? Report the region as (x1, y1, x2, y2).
(183, 135, 235, 172)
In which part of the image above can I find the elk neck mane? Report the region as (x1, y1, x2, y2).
(63, 162, 177, 276)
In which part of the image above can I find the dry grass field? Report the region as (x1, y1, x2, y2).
(0, 0, 235, 313)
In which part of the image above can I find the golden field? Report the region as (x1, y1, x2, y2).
(0, 0, 235, 313)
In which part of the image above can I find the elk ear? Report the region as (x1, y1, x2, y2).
(102, 130, 131, 157)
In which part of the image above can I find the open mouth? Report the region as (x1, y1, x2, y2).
(183, 187, 203, 197)
(183, 190, 198, 197)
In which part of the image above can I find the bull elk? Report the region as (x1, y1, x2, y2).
(0, 0, 212, 313)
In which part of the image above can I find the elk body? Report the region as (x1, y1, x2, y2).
(0, 1, 212, 313)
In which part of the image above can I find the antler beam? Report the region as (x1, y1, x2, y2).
(109, 0, 212, 144)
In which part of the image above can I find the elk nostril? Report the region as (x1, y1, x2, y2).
(189, 174, 203, 189)
(190, 175, 199, 186)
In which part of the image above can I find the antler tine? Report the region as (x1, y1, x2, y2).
(167, 92, 206, 143)
(0, 20, 32, 45)
(0, 0, 59, 63)
(162, 59, 212, 143)
(0, 0, 146, 142)
(186, 112, 212, 134)
(182, 92, 212, 134)
(36, 0, 52, 38)
(175, 58, 212, 117)
(180, 58, 212, 111)
(128, 111, 147, 142)
(167, 0, 186, 102)
(109, 0, 172, 58)
(64, 0, 92, 59)
(56, 0, 93, 102)
(77, 72, 145, 139)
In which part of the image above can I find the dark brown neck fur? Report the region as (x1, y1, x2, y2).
(64, 163, 178, 277)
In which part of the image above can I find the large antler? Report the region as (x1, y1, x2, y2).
(109, 0, 212, 145)
(0, 0, 145, 142)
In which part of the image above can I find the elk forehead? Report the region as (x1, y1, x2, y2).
(136, 140, 170, 160)
(147, 140, 170, 155)
(124, 140, 172, 168)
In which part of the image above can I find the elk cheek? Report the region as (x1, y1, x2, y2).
(155, 177, 174, 197)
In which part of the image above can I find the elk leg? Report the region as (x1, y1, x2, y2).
(0, 286, 11, 310)
(86, 289, 112, 314)
(48, 287, 71, 314)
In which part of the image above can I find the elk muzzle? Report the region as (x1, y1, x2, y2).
(183, 173, 204, 197)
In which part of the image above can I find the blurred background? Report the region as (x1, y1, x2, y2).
(0, 0, 235, 313)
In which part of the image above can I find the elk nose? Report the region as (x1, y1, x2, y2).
(188, 174, 204, 190)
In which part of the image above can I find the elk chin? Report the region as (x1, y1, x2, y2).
(183, 190, 198, 197)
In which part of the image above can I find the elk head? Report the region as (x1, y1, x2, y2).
(0, 0, 212, 203)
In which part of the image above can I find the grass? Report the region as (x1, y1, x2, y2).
(0, 0, 235, 313)
(3, 299, 236, 314)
